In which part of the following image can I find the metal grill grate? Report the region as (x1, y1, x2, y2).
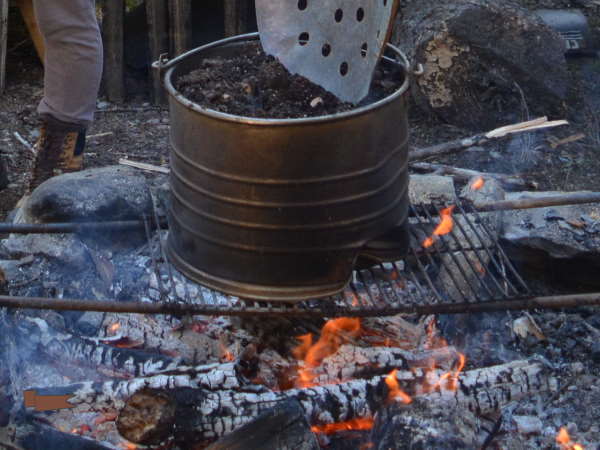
(146, 198, 530, 318)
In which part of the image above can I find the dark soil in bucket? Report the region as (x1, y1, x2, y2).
(175, 43, 403, 119)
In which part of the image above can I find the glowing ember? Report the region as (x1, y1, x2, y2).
(422, 206, 455, 248)
(556, 427, 585, 450)
(311, 417, 374, 434)
(119, 442, 138, 450)
(219, 337, 235, 362)
(470, 176, 485, 190)
(107, 323, 120, 334)
(385, 369, 412, 404)
(293, 318, 361, 387)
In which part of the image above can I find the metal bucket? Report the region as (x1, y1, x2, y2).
(161, 33, 411, 301)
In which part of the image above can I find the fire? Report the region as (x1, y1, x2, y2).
(219, 337, 235, 362)
(556, 427, 585, 450)
(293, 318, 361, 387)
(71, 424, 91, 435)
(385, 369, 412, 404)
(311, 417, 374, 434)
(470, 176, 485, 190)
(422, 206, 455, 248)
(119, 442, 138, 450)
(107, 323, 120, 334)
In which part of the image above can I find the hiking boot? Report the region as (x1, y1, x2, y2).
(29, 115, 86, 192)
(355, 222, 411, 270)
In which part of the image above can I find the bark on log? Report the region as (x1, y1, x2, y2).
(115, 360, 556, 446)
(393, 0, 568, 129)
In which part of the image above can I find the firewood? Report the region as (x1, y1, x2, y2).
(408, 117, 568, 162)
(411, 162, 537, 191)
(114, 360, 556, 446)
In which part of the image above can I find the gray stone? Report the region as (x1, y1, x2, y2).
(513, 415, 543, 435)
(501, 191, 600, 260)
(409, 175, 455, 205)
(1, 234, 90, 270)
(24, 166, 152, 224)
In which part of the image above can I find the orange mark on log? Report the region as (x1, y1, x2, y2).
(385, 369, 412, 404)
(311, 417, 374, 434)
(422, 206, 455, 248)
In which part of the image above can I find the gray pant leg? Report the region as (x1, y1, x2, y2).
(33, 0, 103, 126)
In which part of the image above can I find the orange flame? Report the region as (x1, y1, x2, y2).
(422, 206, 455, 248)
(293, 318, 361, 387)
(556, 427, 585, 450)
(385, 369, 412, 404)
(108, 323, 120, 334)
(470, 176, 485, 190)
(119, 442, 138, 450)
(311, 417, 374, 434)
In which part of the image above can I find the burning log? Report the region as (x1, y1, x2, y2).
(10, 315, 181, 377)
(411, 162, 537, 191)
(114, 360, 556, 446)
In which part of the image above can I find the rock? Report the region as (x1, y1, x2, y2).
(513, 415, 543, 435)
(1, 234, 90, 270)
(409, 175, 455, 205)
(500, 191, 600, 286)
(393, 0, 568, 129)
(24, 166, 152, 224)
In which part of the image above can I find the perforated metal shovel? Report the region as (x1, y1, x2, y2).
(255, 0, 399, 104)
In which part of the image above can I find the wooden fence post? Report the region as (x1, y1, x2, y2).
(0, 0, 8, 93)
(168, 0, 190, 56)
(146, 0, 169, 105)
(103, 0, 125, 103)
(224, 0, 250, 37)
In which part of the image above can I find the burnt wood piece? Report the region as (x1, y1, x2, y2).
(371, 398, 482, 449)
(103, 0, 125, 102)
(146, 0, 169, 105)
(168, 0, 191, 56)
(0, 0, 7, 93)
(224, 0, 250, 37)
(11, 315, 180, 377)
(4, 417, 112, 450)
(114, 360, 556, 446)
(393, 0, 568, 130)
(411, 162, 536, 191)
(203, 399, 319, 450)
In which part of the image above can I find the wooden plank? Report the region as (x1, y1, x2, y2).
(17, 0, 44, 63)
(224, 0, 250, 37)
(0, 0, 7, 93)
(146, 0, 169, 105)
(168, 0, 190, 56)
(103, 0, 125, 103)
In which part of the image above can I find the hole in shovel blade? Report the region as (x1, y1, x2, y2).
(340, 62, 349, 76)
(335, 9, 343, 22)
(298, 32, 310, 46)
(357, 8, 365, 22)
(298, 0, 307, 10)
(322, 43, 331, 57)
(361, 43, 368, 57)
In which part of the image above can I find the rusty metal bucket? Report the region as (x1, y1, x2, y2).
(160, 33, 411, 302)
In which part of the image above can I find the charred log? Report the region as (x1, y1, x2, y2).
(115, 360, 556, 446)
(205, 399, 319, 450)
(393, 0, 568, 129)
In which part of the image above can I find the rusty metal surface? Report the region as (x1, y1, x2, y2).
(163, 35, 411, 302)
(255, 0, 399, 103)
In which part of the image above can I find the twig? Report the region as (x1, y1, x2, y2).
(119, 158, 170, 174)
(13, 132, 35, 155)
(87, 132, 114, 140)
(474, 192, 600, 212)
(409, 117, 569, 162)
(410, 162, 537, 190)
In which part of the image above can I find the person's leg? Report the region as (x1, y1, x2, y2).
(29, 0, 103, 190)
(33, 0, 102, 125)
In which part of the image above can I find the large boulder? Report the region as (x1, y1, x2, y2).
(24, 166, 152, 223)
(393, 0, 569, 130)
